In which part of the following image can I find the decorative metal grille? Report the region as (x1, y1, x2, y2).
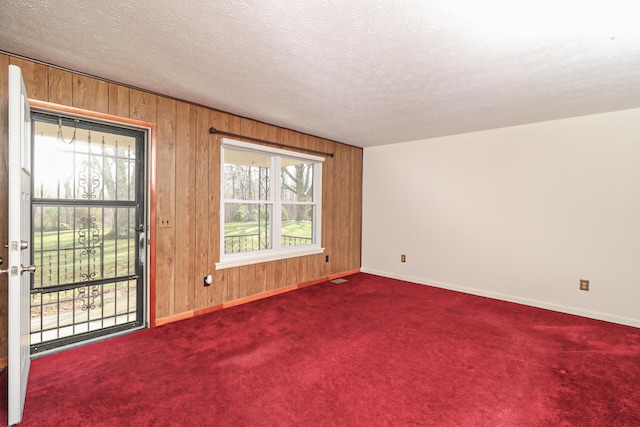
(78, 160, 101, 199)
(30, 112, 145, 353)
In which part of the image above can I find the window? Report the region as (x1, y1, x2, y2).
(216, 138, 324, 269)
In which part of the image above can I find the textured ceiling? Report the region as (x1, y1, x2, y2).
(1, 1, 640, 147)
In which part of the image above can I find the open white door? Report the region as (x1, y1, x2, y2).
(6, 64, 34, 426)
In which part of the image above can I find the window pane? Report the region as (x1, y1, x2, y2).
(281, 158, 314, 202)
(224, 149, 271, 200)
(219, 139, 324, 267)
(281, 204, 314, 247)
(33, 120, 137, 201)
(224, 203, 272, 254)
(32, 205, 137, 289)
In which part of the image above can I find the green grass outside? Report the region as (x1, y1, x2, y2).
(33, 228, 135, 287)
(34, 219, 313, 285)
(225, 220, 311, 237)
(224, 220, 312, 253)
(32, 228, 137, 323)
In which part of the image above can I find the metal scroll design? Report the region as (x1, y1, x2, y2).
(77, 216, 102, 310)
(78, 160, 101, 199)
(78, 285, 100, 311)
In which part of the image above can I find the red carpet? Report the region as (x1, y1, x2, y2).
(1, 273, 639, 426)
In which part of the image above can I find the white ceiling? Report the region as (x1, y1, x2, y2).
(1, 1, 640, 147)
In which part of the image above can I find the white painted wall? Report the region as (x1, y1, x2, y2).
(362, 108, 640, 327)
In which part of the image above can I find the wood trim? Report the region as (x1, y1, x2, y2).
(30, 99, 155, 129)
(147, 115, 158, 328)
(154, 268, 361, 326)
(28, 99, 159, 328)
(0, 357, 7, 369)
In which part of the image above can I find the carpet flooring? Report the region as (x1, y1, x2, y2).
(1, 273, 639, 426)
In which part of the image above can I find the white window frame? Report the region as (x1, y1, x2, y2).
(216, 138, 324, 270)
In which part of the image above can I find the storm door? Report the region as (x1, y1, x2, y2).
(29, 112, 146, 353)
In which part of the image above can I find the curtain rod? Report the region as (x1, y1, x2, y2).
(209, 127, 334, 158)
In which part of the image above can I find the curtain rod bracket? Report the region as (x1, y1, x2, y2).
(209, 127, 334, 158)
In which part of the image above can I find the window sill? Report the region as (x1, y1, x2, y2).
(215, 246, 325, 270)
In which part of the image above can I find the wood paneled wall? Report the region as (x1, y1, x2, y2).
(0, 53, 362, 358)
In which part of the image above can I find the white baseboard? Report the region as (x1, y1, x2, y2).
(360, 267, 640, 328)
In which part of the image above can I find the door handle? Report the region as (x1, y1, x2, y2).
(20, 265, 36, 275)
(0, 259, 36, 275)
(5, 241, 29, 251)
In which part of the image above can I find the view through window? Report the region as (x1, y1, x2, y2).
(218, 139, 323, 268)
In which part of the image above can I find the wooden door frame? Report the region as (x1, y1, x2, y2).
(29, 99, 158, 328)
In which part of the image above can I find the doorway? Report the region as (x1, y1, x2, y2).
(29, 111, 147, 353)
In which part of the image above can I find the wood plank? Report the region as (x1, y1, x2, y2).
(130, 89, 157, 122)
(329, 140, 340, 274)
(341, 145, 351, 270)
(209, 110, 228, 304)
(240, 117, 257, 139)
(228, 114, 242, 134)
(284, 257, 300, 287)
(319, 138, 335, 276)
(8, 57, 48, 101)
(194, 106, 211, 309)
(335, 143, 350, 273)
(211, 109, 230, 132)
(351, 145, 363, 269)
(282, 128, 295, 149)
(254, 121, 270, 142)
(72, 74, 109, 113)
(299, 255, 310, 284)
(48, 68, 73, 105)
(147, 120, 159, 327)
(174, 101, 196, 314)
(108, 84, 130, 117)
(154, 228, 174, 318)
(155, 96, 177, 318)
(227, 267, 240, 301)
(267, 124, 281, 146)
(255, 262, 268, 294)
(296, 131, 309, 151)
(238, 264, 256, 298)
(211, 268, 227, 306)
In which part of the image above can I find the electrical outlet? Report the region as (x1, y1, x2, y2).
(401, 254, 406, 263)
(204, 275, 212, 287)
(579, 279, 589, 291)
